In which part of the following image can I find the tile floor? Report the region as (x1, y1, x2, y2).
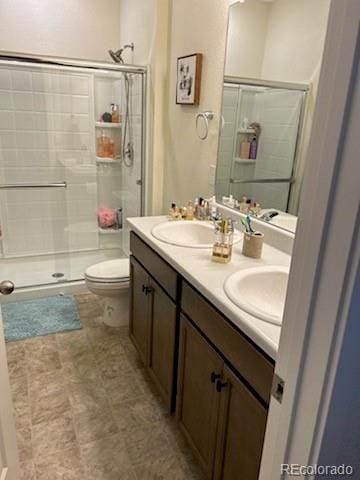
(6, 293, 204, 480)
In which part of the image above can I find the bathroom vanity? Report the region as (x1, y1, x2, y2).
(127, 216, 289, 480)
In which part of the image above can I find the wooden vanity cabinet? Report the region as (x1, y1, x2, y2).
(176, 316, 223, 477)
(176, 315, 268, 480)
(129, 233, 179, 411)
(214, 366, 267, 480)
(129, 255, 150, 364)
(178, 281, 274, 480)
(129, 231, 274, 479)
(147, 276, 177, 406)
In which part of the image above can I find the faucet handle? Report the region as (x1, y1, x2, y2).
(210, 211, 222, 223)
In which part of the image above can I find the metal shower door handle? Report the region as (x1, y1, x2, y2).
(0, 280, 15, 295)
(0, 182, 67, 189)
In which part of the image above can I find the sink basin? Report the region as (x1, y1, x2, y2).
(270, 214, 297, 233)
(224, 266, 289, 325)
(152, 220, 240, 248)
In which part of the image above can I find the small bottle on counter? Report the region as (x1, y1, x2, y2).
(212, 218, 234, 264)
(180, 205, 187, 219)
(195, 198, 207, 220)
(168, 203, 182, 220)
(249, 201, 261, 217)
(186, 201, 194, 220)
(239, 196, 248, 214)
(209, 195, 217, 218)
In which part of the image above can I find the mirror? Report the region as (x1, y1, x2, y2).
(215, 0, 331, 233)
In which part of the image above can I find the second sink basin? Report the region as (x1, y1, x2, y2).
(152, 220, 241, 248)
(224, 266, 289, 325)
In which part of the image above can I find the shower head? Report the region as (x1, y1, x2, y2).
(108, 49, 123, 64)
(108, 43, 134, 64)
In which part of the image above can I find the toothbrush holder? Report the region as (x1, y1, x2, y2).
(242, 231, 264, 259)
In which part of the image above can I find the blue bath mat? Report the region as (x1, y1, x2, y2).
(1, 295, 82, 342)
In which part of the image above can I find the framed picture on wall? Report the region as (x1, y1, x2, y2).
(176, 53, 202, 105)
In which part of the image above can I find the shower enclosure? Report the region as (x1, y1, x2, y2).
(0, 53, 146, 290)
(216, 77, 307, 213)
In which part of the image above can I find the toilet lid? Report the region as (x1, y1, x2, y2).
(85, 258, 129, 282)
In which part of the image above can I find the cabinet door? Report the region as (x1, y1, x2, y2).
(148, 278, 177, 410)
(129, 256, 151, 364)
(214, 365, 267, 480)
(176, 315, 223, 477)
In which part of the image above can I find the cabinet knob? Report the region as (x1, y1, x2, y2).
(142, 285, 153, 296)
(210, 372, 221, 383)
(216, 380, 228, 393)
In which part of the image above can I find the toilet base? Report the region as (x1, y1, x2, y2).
(102, 294, 129, 327)
(84, 272, 130, 328)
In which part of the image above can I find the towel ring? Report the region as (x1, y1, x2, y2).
(195, 111, 214, 140)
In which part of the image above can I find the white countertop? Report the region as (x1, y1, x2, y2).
(127, 216, 290, 360)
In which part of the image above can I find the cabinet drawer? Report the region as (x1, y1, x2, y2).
(130, 231, 178, 301)
(181, 281, 274, 404)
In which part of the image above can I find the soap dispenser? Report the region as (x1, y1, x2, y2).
(212, 218, 234, 264)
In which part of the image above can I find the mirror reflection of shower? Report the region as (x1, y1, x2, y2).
(108, 43, 134, 166)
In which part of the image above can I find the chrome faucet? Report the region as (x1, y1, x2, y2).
(259, 210, 279, 222)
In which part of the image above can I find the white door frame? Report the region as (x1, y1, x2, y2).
(259, 0, 360, 478)
(0, 309, 20, 480)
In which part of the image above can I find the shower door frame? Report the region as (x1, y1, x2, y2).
(0, 51, 148, 216)
(0, 52, 148, 291)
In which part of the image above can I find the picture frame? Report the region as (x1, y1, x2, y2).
(176, 53, 203, 105)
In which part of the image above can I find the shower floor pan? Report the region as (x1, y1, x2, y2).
(0, 248, 126, 299)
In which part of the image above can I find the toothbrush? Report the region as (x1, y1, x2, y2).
(241, 218, 249, 232)
(246, 215, 255, 233)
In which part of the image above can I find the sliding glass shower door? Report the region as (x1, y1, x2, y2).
(0, 57, 146, 289)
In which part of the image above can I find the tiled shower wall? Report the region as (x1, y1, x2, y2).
(252, 89, 303, 210)
(0, 66, 98, 257)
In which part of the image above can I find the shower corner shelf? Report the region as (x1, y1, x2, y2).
(98, 228, 123, 234)
(96, 157, 121, 165)
(234, 157, 256, 164)
(95, 122, 121, 129)
(237, 128, 255, 134)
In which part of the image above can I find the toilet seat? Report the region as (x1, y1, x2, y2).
(85, 258, 129, 283)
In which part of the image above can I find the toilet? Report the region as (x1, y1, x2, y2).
(84, 258, 130, 327)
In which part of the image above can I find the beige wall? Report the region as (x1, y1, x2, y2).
(0, 0, 121, 61)
(162, 0, 230, 210)
(119, 0, 155, 65)
(261, 0, 330, 213)
(261, 0, 331, 83)
(225, 1, 269, 78)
